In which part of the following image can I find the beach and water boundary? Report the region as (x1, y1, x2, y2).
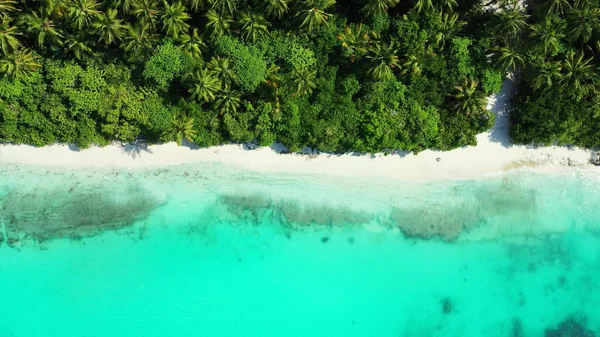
(0, 78, 600, 336)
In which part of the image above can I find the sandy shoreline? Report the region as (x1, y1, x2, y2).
(0, 79, 597, 182)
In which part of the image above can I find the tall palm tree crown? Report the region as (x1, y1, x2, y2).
(0, 48, 41, 78)
(92, 8, 125, 44)
(237, 11, 270, 43)
(161, 1, 190, 38)
(0, 19, 20, 55)
(163, 112, 197, 146)
(366, 40, 400, 81)
(297, 0, 335, 32)
(448, 79, 488, 116)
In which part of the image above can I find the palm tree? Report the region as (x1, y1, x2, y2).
(263, 0, 289, 19)
(559, 50, 596, 96)
(291, 68, 316, 97)
(361, 0, 399, 17)
(433, 12, 465, 49)
(68, 0, 101, 30)
(337, 24, 371, 61)
(366, 41, 400, 81)
(237, 11, 270, 43)
(206, 55, 237, 86)
(190, 68, 221, 103)
(177, 28, 205, 59)
(414, 0, 433, 13)
(448, 79, 488, 116)
(18, 11, 63, 48)
(264, 63, 280, 89)
(438, 0, 457, 11)
(213, 84, 242, 114)
(121, 23, 156, 57)
(297, 0, 335, 32)
(0, 19, 20, 56)
(64, 34, 95, 59)
(401, 54, 421, 75)
(205, 9, 232, 37)
(162, 112, 197, 145)
(542, 0, 571, 14)
(131, 0, 163, 28)
(0, 0, 17, 17)
(495, 5, 528, 38)
(573, 0, 593, 7)
(43, 0, 69, 17)
(161, 1, 190, 39)
(0, 49, 41, 78)
(185, 0, 204, 12)
(530, 60, 562, 91)
(567, 7, 600, 44)
(92, 8, 125, 45)
(529, 17, 565, 56)
(208, 0, 236, 14)
(492, 46, 524, 72)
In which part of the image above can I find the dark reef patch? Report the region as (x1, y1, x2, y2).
(391, 179, 538, 241)
(510, 318, 524, 337)
(0, 184, 160, 246)
(215, 193, 374, 229)
(544, 315, 595, 337)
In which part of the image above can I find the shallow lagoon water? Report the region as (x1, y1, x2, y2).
(0, 163, 599, 337)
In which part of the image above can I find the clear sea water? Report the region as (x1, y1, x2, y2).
(0, 162, 599, 337)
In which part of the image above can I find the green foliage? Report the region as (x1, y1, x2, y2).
(276, 100, 303, 152)
(287, 43, 316, 71)
(510, 0, 600, 147)
(162, 109, 197, 145)
(2, 0, 593, 153)
(140, 89, 173, 140)
(450, 37, 473, 79)
(480, 68, 503, 94)
(213, 35, 267, 92)
(142, 41, 186, 89)
(512, 88, 600, 147)
(369, 13, 390, 33)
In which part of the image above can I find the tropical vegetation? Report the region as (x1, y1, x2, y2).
(0, 0, 597, 152)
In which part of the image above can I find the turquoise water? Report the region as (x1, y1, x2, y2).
(0, 163, 599, 337)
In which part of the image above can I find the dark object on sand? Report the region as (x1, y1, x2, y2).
(321, 236, 329, 243)
(436, 157, 441, 162)
(590, 152, 600, 166)
(348, 237, 355, 244)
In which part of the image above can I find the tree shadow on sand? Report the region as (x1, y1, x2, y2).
(121, 139, 154, 159)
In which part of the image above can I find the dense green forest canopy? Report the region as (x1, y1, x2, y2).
(0, 0, 597, 151)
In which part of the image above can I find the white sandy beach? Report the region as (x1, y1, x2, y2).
(0, 79, 597, 181)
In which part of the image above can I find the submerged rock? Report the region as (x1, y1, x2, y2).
(440, 298, 453, 314)
(511, 318, 524, 337)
